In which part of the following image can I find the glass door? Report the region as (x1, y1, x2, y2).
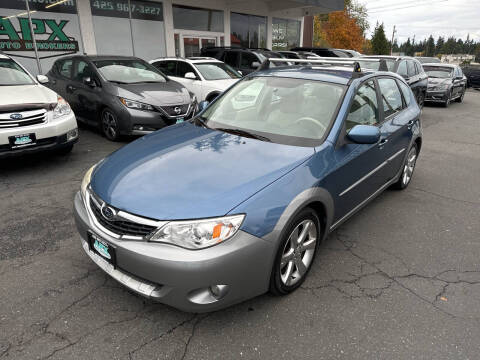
(179, 35, 218, 57)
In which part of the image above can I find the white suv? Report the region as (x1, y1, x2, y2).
(150, 57, 241, 102)
(0, 53, 78, 158)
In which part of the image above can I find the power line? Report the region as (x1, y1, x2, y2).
(369, 0, 449, 13)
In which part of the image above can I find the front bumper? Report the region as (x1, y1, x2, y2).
(425, 89, 448, 102)
(0, 112, 78, 157)
(73, 192, 274, 312)
(119, 103, 197, 136)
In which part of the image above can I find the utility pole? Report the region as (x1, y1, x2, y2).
(390, 25, 396, 55)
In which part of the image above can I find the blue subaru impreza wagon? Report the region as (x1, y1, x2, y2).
(74, 58, 422, 312)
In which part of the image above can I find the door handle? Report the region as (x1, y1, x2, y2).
(378, 138, 388, 147)
(67, 85, 76, 92)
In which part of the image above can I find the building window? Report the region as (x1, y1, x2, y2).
(90, 0, 165, 60)
(230, 13, 267, 48)
(173, 5, 223, 32)
(272, 18, 301, 50)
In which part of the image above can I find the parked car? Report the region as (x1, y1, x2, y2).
(200, 47, 287, 75)
(74, 58, 422, 312)
(0, 53, 78, 158)
(290, 47, 353, 57)
(415, 56, 441, 64)
(423, 63, 467, 107)
(461, 64, 480, 89)
(150, 57, 241, 102)
(361, 56, 428, 108)
(46, 55, 197, 141)
(277, 50, 320, 59)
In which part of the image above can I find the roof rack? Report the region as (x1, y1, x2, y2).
(201, 46, 272, 52)
(260, 57, 389, 73)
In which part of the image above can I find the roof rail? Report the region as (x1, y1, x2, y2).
(260, 57, 389, 72)
(201, 46, 272, 52)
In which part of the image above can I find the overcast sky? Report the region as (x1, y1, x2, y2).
(360, 0, 480, 44)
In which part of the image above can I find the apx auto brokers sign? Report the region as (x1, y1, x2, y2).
(0, 0, 80, 53)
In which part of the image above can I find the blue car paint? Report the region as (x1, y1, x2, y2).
(90, 67, 421, 241)
(91, 121, 314, 220)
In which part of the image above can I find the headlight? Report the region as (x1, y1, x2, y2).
(81, 163, 98, 200)
(119, 97, 155, 111)
(435, 84, 449, 90)
(53, 95, 71, 118)
(149, 215, 245, 249)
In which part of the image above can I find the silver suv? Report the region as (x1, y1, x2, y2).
(0, 53, 78, 158)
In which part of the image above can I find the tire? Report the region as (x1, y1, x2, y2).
(392, 144, 418, 190)
(456, 88, 466, 103)
(443, 90, 452, 107)
(417, 92, 425, 109)
(101, 108, 121, 141)
(270, 207, 321, 296)
(56, 144, 73, 155)
(206, 92, 220, 102)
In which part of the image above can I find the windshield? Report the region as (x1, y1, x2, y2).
(195, 62, 241, 80)
(358, 58, 395, 71)
(424, 66, 453, 78)
(0, 59, 35, 86)
(94, 59, 167, 84)
(200, 76, 345, 146)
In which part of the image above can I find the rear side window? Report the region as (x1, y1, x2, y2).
(346, 80, 379, 131)
(224, 51, 239, 67)
(59, 60, 73, 78)
(397, 61, 408, 77)
(407, 61, 416, 76)
(398, 81, 412, 106)
(153, 61, 176, 76)
(378, 78, 403, 117)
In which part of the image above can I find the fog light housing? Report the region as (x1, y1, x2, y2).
(67, 128, 78, 141)
(188, 284, 229, 304)
(209, 285, 228, 299)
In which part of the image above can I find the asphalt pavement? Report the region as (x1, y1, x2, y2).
(1, 90, 479, 359)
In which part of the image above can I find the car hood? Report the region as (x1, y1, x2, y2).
(0, 84, 57, 110)
(90, 122, 314, 220)
(427, 78, 451, 87)
(114, 80, 190, 106)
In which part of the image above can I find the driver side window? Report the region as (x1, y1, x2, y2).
(346, 80, 379, 131)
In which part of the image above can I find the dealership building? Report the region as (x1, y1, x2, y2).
(1, 0, 343, 75)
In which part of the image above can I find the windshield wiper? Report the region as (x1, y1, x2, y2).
(108, 80, 129, 84)
(194, 116, 210, 129)
(214, 128, 271, 142)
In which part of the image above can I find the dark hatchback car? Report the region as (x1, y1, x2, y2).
(47, 55, 196, 141)
(462, 64, 480, 89)
(424, 63, 467, 106)
(200, 47, 287, 75)
(290, 47, 353, 58)
(361, 56, 428, 108)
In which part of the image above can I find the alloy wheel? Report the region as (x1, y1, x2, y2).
(280, 219, 317, 286)
(102, 110, 118, 141)
(402, 146, 417, 186)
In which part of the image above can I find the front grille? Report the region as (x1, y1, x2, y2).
(89, 195, 156, 238)
(0, 109, 47, 129)
(160, 104, 189, 117)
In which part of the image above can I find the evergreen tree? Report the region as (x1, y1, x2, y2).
(371, 23, 390, 55)
(436, 36, 445, 54)
(425, 35, 435, 57)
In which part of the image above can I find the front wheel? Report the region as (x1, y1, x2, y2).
(392, 144, 418, 190)
(101, 108, 121, 141)
(456, 88, 466, 103)
(270, 208, 320, 295)
(443, 90, 452, 108)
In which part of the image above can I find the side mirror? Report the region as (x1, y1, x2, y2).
(83, 77, 96, 87)
(347, 125, 380, 144)
(401, 74, 410, 81)
(36, 74, 49, 84)
(198, 100, 209, 112)
(184, 72, 196, 80)
(237, 70, 243, 76)
(251, 61, 261, 69)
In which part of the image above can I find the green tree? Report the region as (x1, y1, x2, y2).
(345, 0, 369, 35)
(436, 36, 445, 55)
(370, 23, 390, 55)
(425, 35, 435, 57)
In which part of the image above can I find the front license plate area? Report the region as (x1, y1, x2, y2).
(9, 133, 36, 149)
(88, 232, 116, 267)
(175, 117, 184, 124)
